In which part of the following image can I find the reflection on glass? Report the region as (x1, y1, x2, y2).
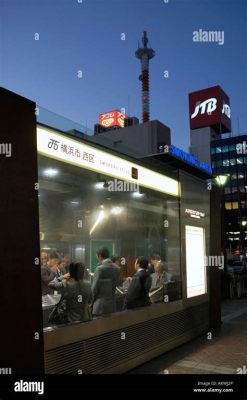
(38, 155, 181, 328)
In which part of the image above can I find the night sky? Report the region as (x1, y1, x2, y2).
(1, 0, 246, 151)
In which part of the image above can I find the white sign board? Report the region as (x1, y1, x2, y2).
(185, 225, 207, 298)
(37, 126, 179, 197)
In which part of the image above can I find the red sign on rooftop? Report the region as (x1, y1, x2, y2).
(99, 110, 127, 129)
(189, 86, 231, 133)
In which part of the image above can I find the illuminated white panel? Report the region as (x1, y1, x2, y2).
(37, 126, 179, 197)
(185, 225, 207, 298)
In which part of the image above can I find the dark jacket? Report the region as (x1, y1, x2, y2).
(125, 269, 152, 309)
(49, 277, 92, 323)
(92, 258, 121, 316)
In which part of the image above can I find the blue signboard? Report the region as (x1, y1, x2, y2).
(158, 144, 212, 174)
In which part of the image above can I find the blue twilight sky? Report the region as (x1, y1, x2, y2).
(1, 0, 246, 151)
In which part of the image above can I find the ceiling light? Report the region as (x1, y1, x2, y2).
(111, 207, 123, 215)
(132, 191, 144, 198)
(43, 168, 59, 177)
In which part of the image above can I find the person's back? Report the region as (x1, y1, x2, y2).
(49, 262, 93, 323)
(126, 257, 152, 309)
(65, 278, 92, 322)
(92, 247, 120, 316)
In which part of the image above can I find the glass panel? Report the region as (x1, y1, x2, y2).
(223, 159, 230, 167)
(225, 202, 232, 210)
(216, 147, 222, 153)
(229, 144, 235, 151)
(211, 148, 216, 154)
(222, 145, 229, 152)
(232, 202, 239, 209)
(39, 155, 181, 328)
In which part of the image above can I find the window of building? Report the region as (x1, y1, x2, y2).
(236, 158, 243, 165)
(211, 148, 216, 155)
(222, 145, 229, 152)
(216, 147, 222, 153)
(230, 159, 236, 166)
(225, 202, 239, 210)
(229, 145, 235, 152)
(38, 154, 181, 329)
(223, 159, 230, 167)
(216, 160, 222, 167)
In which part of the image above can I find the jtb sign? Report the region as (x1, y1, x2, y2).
(189, 86, 231, 133)
(99, 110, 127, 129)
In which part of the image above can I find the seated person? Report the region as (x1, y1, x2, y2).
(125, 256, 152, 309)
(151, 261, 172, 289)
(49, 262, 92, 323)
(148, 253, 161, 274)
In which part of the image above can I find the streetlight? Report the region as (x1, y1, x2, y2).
(215, 175, 229, 186)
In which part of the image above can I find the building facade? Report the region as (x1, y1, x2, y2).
(211, 134, 247, 256)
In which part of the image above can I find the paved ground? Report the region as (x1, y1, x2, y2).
(129, 298, 247, 374)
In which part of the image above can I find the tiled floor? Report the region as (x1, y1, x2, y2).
(129, 298, 247, 374)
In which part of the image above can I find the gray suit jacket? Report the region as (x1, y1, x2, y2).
(92, 259, 120, 316)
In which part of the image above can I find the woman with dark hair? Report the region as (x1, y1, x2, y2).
(49, 262, 92, 323)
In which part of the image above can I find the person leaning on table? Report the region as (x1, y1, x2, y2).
(49, 262, 92, 323)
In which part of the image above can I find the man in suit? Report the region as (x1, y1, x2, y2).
(92, 247, 120, 317)
(41, 251, 60, 295)
(125, 256, 152, 309)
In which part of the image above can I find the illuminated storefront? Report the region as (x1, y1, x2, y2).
(1, 87, 219, 374)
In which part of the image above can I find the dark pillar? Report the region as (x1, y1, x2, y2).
(0, 87, 44, 373)
(209, 184, 222, 329)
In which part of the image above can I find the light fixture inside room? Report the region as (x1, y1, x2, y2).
(111, 206, 123, 215)
(43, 168, 59, 177)
(132, 191, 144, 198)
(89, 210, 105, 235)
(95, 182, 105, 189)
